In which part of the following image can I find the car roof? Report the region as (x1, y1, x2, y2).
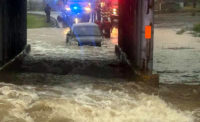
(72, 23, 99, 29)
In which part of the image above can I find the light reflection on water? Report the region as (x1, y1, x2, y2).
(63, 27, 70, 35)
(111, 27, 118, 45)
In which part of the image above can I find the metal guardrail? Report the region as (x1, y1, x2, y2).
(0, 45, 30, 72)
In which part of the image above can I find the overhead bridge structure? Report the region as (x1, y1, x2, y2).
(0, 0, 154, 73)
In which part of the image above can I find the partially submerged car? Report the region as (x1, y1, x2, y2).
(66, 23, 103, 46)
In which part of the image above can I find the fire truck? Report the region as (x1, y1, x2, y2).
(110, 0, 118, 26)
(94, 0, 118, 38)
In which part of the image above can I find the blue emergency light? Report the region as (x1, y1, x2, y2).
(70, 4, 82, 13)
(73, 6, 78, 10)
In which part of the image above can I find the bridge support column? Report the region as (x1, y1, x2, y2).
(118, 0, 154, 74)
(0, 0, 27, 66)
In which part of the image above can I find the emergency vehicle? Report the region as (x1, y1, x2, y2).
(57, 0, 118, 38)
(94, 0, 118, 38)
(110, 0, 118, 26)
(57, 0, 92, 27)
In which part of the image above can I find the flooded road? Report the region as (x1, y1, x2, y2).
(26, 28, 116, 61)
(0, 26, 199, 122)
(0, 13, 200, 122)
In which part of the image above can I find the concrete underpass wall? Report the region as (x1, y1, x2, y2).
(118, 0, 154, 73)
(0, 0, 27, 66)
(141, 0, 154, 72)
(0, 1, 3, 66)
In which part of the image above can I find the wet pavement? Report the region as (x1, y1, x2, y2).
(154, 13, 200, 84)
(154, 28, 200, 84)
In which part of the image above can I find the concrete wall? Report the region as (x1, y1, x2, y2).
(118, 0, 154, 72)
(0, 0, 27, 66)
(0, 0, 3, 65)
(140, 0, 154, 72)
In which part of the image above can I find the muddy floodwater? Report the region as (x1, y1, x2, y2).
(0, 73, 199, 122)
(0, 13, 200, 122)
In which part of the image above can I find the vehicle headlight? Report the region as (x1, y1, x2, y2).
(113, 11, 117, 15)
(85, 7, 91, 12)
(74, 18, 79, 24)
(65, 7, 71, 11)
(113, 9, 117, 15)
(100, 2, 105, 7)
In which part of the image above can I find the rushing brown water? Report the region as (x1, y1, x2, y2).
(0, 73, 197, 122)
